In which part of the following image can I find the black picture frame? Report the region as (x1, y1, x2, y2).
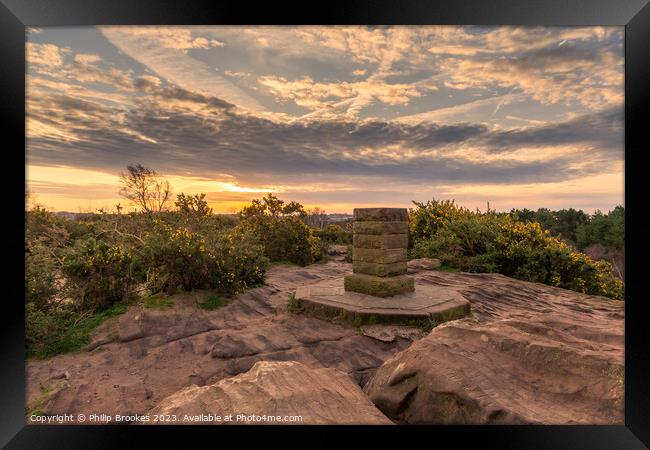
(2, 0, 649, 448)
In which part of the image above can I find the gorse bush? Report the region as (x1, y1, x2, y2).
(409, 199, 624, 300)
(204, 227, 268, 293)
(238, 193, 323, 266)
(313, 223, 352, 245)
(62, 237, 140, 310)
(141, 219, 268, 294)
(141, 220, 208, 292)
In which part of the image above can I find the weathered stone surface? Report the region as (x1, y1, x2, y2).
(364, 271, 625, 425)
(354, 233, 408, 250)
(353, 247, 407, 264)
(146, 361, 392, 424)
(295, 277, 469, 326)
(26, 262, 624, 426)
(353, 208, 408, 222)
(353, 260, 407, 277)
(327, 244, 348, 255)
(344, 273, 415, 297)
(353, 221, 408, 235)
(407, 258, 441, 272)
(26, 262, 412, 422)
(360, 325, 427, 343)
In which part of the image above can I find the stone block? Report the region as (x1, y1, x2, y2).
(353, 208, 408, 222)
(353, 233, 408, 250)
(344, 274, 415, 297)
(353, 221, 409, 235)
(353, 260, 408, 277)
(353, 247, 407, 264)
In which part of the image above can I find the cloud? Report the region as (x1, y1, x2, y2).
(396, 92, 527, 125)
(259, 74, 427, 118)
(26, 26, 624, 212)
(486, 106, 623, 154)
(26, 81, 621, 190)
(99, 27, 264, 113)
(27, 42, 70, 68)
(74, 53, 102, 64)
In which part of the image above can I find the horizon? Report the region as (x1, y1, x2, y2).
(26, 26, 624, 215)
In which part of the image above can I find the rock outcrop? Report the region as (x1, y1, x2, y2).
(364, 272, 624, 425)
(26, 261, 412, 420)
(146, 361, 392, 424)
(407, 258, 441, 272)
(26, 261, 625, 425)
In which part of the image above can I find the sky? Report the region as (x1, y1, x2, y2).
(26, 26, 624, 214)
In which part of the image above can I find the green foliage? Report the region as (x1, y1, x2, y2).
(286, 292, 302, 313)
(199, 294, 227, 310)
(410, 199, 624, 300)
(26, 298, 135, 359)
(344, 244, 353, 263)
(576, 206, 624, 250)
(313, 223, 352, 244)
(509, 206, 622, 248)
(175, 192, 213, 220)
(141, 220, 268, 294)
(240, 192, 306, 218)
(238, 193, 323, 266)
(143, 294, 174, 310)
(62, 238, 139, 310)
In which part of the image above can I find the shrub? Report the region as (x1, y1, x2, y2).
(25, 242, 61, 310)
(62, 238, 139, 310)
(203, 226, 269, 293)
(141, 221, 208, 292)
(238, 194, 323, 266)
(344, 244, 353, 263)
(26, 299, 135, 359)
(25, 303, 74, 358)
(141, 220, 269, 295)
(409, 199, 624, 300)
(313, 223, 352, 244)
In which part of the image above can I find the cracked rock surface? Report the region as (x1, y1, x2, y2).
(26, 260, 625, 425)
(364, 271, 625, 424)
(26, 260, 411, 420)
(145, 360, 392, 424)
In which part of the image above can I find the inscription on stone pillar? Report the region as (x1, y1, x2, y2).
(344, 208, 415, 297)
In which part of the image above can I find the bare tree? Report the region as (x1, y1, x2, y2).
(119, 164, 172, 213)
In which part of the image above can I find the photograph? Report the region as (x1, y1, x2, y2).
(23, 24, 627, 427)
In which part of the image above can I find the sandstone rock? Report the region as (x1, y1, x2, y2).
(146, 361, 392, 424)
(353, 221, 408, 235)
(354, 233, 408, 250)
(353, 260, 407, 277)
(326, 244, 348, 255)
(26, 263, 624, 426)
(353, 247, 407, 264)
(27, 262, 412, 421)
(353, 208, 408, 222)
(344, 273, 415, 297)
(407, 258, 441, 272)
(360, 325, 427, 343)
(364, 275, 625, 424)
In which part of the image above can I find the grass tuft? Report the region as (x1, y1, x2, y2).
(199, 294, 227, 310)
(143, 294, 174, 310)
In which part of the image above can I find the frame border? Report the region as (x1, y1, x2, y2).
(2, 1, 649, 447)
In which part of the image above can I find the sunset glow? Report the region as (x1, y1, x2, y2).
(26, 26, 624, 214)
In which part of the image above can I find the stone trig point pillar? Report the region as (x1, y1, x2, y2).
(344, 208, 414, 297)
(292, 206, 470, 328)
